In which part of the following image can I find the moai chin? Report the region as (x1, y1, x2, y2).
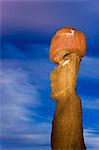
(49, 27, 86, 149)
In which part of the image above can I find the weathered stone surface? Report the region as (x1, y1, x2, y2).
(50, 53, 86, 149)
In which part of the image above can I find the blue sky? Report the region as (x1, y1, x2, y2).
(1, 0, 99, 149)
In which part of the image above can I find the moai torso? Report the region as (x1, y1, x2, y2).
(51, 95, 85, 149)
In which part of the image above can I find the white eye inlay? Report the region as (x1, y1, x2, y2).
(62, 59, 70, 66)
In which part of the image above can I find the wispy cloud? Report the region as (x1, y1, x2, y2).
(79, 56, 99, 80)
(1, 42, 49, 60)
(77, 56, 99, 98)
(0, 65, 41, 134)
(1, 42, 99, 149)
(0, 58, 54, 149)
(1, 42, 99, 81)
(81, 96, 99, 110)
(84, 128, 99, 149)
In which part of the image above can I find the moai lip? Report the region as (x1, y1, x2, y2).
(49, 27, 86, 149)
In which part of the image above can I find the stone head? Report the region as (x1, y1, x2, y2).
(49, 27, 86, 100)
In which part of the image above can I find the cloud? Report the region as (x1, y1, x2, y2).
(1, 42, 49, 60)
(1, 42, 27, 59)
(23, 43, 49, 59)
(79, 56, 99, 80)
(0, 65, 42, 134)
(81, 96, 99, 110)
(1, 42, 99, 80)
(0, 58, 54, 149)
(84, 128, 99, 149)
(1, 43, 99, 149)
(77, 56, 99, 97)
(0, 67, 40, 105)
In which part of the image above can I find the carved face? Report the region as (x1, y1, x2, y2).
(50, 53, 80, 100)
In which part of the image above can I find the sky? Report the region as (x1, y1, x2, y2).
(0, 0, 99, 149)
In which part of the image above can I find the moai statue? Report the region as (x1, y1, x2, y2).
(49, 27, 86, 150)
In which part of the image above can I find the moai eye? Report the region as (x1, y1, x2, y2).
(63, 53, 68, 59)
(59, 53, 70, 66)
